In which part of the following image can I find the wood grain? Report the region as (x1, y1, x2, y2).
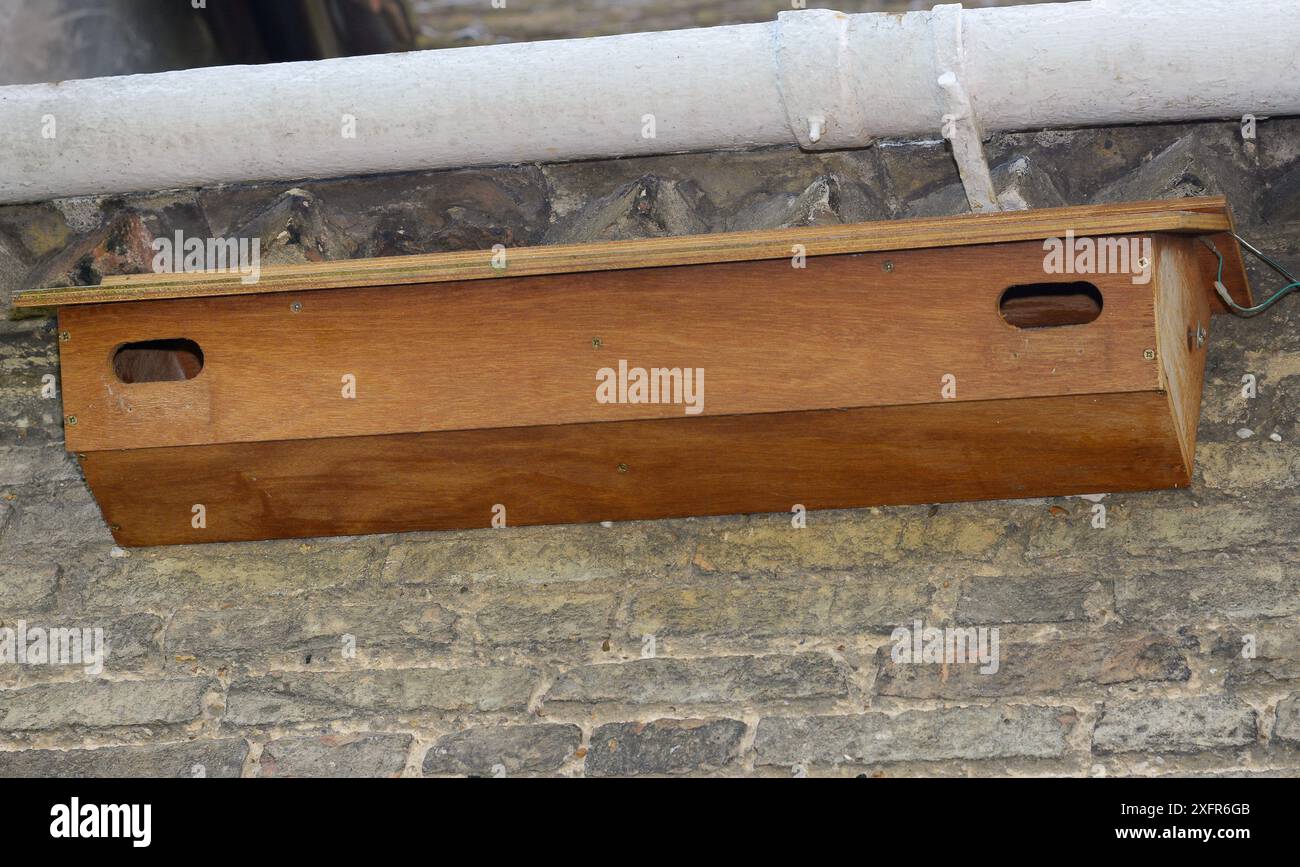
(15, 197, 1247, 308)
(57, 238, 1163, 452)
(1155, 235, 1214, 472)
(83, 391, 1189, 546)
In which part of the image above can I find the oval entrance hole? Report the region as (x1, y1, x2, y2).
(999, 282, 1103, 329)
(112, 338, 204, 383)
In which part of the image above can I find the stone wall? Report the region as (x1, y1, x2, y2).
(1, 117, 1298, 777)
(408, 0, 1047, 48)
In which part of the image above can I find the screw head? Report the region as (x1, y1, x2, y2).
(592, 337, 603, 349)
(882, 260, 895, 273)
(617, 463, 629, 473)
(290, 301, 302, 313)
(65, 415, 77, 425)
(59, 331, 71, 342)
(1143, 349, 1156, 361)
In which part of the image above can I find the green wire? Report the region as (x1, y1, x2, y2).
(1201, 233, 1300, 317)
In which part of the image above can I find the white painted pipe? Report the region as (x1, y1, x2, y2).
(0, 0, 1296, 204)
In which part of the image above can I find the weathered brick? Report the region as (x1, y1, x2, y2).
(545, 175, 708, 242)
(224, 668, 535, 725)
(87, 538, 387, 609)
(0, 559, 59, 612)
(905, 155, 1067, 217)
(832, 579, 938, 631)
(878, 139, 962, 210)
(897, 507, 1016, 561)
(1213, 619, 1300, 685)
(256, 733, 411, 777)
(1266, 160, 1300, 222)
(1092, 132, 1262, 222)
(474, 591, 614, 647)
(1092, 695, 1258, 754)
(546, 654, 847, 706)
(627, 575, 931, 639)
(816, 150, 892, 224)
(957, 574, 1106, 624)
(729, 176, 841, 230)
(585, 718, 745, 777)
(0, 444, 80, 487)
(289, 167, 551, 256)
(0, 235, 29, 315)
(1, 483, 112, 551)
(100, 613, 164, 669)
(381, 521, 689, 586)
(2, 612, 164, 678)
(0, 328, 62, 445)
(1274, 694, 1300, 745)
(1121, 499, 1291, 556)
(1025, 496, 1295, 563)
(689, 512, 902, 574)
(987, 125, 1184, 204)
(1197, 442, 1299, 491)
(166, 603, 455, 666)
(0, 738, 247, 778)
(875, 633, 1188, 699)
(422, 724, 581, 776)
(542, 148, 817, 234)
(0, 678, 213, 731)
(753, 705, 1075, 765)
(1117, 565, 1300, 622)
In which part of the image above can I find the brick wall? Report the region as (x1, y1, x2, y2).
(1, 118, 1298, 777)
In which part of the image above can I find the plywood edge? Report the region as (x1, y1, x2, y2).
(13, 197, 1236, 308)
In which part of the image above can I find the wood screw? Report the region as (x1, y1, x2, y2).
(1143, 349, 1156, 360)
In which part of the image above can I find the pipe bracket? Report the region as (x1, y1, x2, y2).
(774, 9, 875, 152)
(931, 4, 1000, 212)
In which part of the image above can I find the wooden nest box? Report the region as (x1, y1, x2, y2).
(14, 197, 1252, 546)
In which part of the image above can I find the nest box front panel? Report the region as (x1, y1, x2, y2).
(57, 238, 1160, 455)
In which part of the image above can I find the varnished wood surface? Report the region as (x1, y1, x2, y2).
(84, 391, 1189, 546)
(15, 197, 1247, 308)
(1155, 235, 1214, 472)
(57, 238, 1164, 452)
